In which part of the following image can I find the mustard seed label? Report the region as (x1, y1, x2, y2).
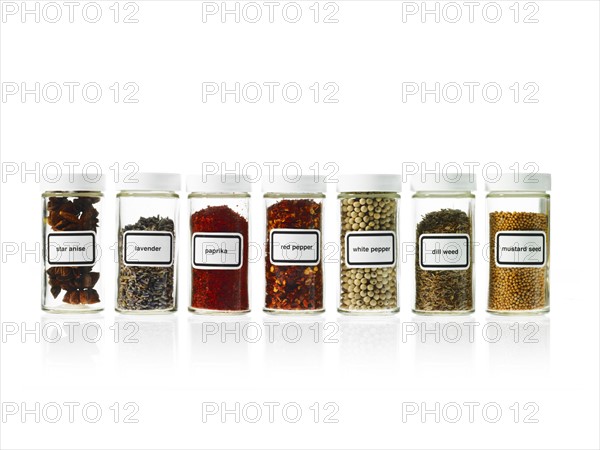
(488, 211, 549, 312)
(495, 231, 546, 267)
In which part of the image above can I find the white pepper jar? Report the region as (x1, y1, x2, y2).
(411, 174, 476, 315)
(337, 174, 401, 314)
(42, 174, 105, 313)
(486, 173, 551, 314)
(116, 173, 180, 314)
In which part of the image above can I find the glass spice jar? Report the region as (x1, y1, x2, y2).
(486, 173, 550, 315)
(42, 174, 105, 313)
(116, 173, 180, 314)
(188, 174, 251, 314)
(263, 176, 325, 314)
(337, 174, 401, 314)
(412, 173, 476, 315)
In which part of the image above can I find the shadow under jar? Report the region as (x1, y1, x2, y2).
(42, 174, 105, 313)
(412, 173, 475, 315)
(486, 173, 550, 315)
(116, 173, 180, 314)
(188, 174, 250, 314)
(264, 176, 325, 314)
(337, 174, 401, 315)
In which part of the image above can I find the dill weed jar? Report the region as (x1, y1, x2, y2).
(487, 173, 550, 314)
(116, 173, 180, 314)
(412, 174, 475, 315)
(337, 175, 401, 314)
(42, 174, 105, 313)
(188, 174, 250, 314)
(264, 176, 325, 314)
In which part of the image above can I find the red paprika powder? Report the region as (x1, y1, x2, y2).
(190, 205, 249, 312)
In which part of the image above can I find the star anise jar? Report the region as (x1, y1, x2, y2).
(42, 174, 105, 313)
(263, 176, 325, 314)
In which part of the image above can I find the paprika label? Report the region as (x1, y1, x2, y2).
(192, 232, 243, 270)
(269, 229, 321, 266)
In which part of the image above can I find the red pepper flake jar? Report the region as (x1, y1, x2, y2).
(188, 174, 251, 314)
(263, 176, 325, 314)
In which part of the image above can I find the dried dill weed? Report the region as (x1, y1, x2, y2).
(412, 174, 476, 315)
(486, 173, 551, 315)
(337, 175, 401, 314)
(116, 173, 180, 314)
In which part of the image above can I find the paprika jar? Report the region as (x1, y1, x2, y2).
(486, 173, 550, 315)
(188, 174, 251, 314)
(263, 176, 325, 314)
(338, 174, 401, 314)
(412, 173, 475, 315)
(42, 174, 105, 313)
(116, 173, 180, 314)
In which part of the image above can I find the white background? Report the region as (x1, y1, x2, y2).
(1, 1, 599, 449)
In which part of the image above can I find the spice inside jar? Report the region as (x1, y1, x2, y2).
(264, 176, 324, 313)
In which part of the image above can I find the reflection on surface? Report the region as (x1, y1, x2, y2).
(338, 316, 400, 368)
(486, 315, 550, 370)
(263, 316, 326, 368)
(189, 315, 250, 367)
(116, 315, 177, 367)
(41, 314, 102, 367)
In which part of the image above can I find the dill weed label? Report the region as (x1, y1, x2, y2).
(415, 209, 473, 313)
(488, 212, 549, 312)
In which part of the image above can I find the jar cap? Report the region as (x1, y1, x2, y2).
(187, 174, 251, 193)
(411, 173, 476, 192)
(262, 175, 325, 193)
(337, 174, 402, 193)
(41, 173, 106, 192)
(117, 172, 181, 191)
(485, 173, 551, 192)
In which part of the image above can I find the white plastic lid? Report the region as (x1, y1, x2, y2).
(262, 175, 325, 193)
(485, 173, 551, 192)
(337, 174, 402, 193)
(117, 172, 181, 191)
(41, 173, 106, 192)
(187, 174, 251, 193)
(411, 173, 476, 192)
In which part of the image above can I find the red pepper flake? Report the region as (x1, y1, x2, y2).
(265, 199, 323, 311)
(191, 205, 249, 311)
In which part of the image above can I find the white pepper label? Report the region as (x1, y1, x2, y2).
(47, 231, 96, 267)
(419, 233, 470, 270)
(123, 231, 174, 267)
(192, 232, 243, 270)
(495, 231, 546, 267)
(270, 229, 320, 266)
(345, 231, 396, 268)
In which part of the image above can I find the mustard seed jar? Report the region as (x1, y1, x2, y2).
(412, 174, 475, 315)
(338, 174, 401, 314)
(486, 173, 551, 315)
(116, 173, 180, 314)
(263, 176, 325, 314)
(188, 174, 251, 315)
(42, 174, 105, 313)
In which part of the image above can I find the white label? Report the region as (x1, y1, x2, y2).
(123, 231, 174, 267)
(345, 231, 396, 268)
(47, 231, 96, 266)
(270, 229, 320, 266)
(495, 231, 546, 267)
(419, 234, 470, 270)
(192, 232, 243, 270)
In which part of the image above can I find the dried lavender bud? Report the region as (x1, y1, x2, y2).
(117, 215, 175, 311)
